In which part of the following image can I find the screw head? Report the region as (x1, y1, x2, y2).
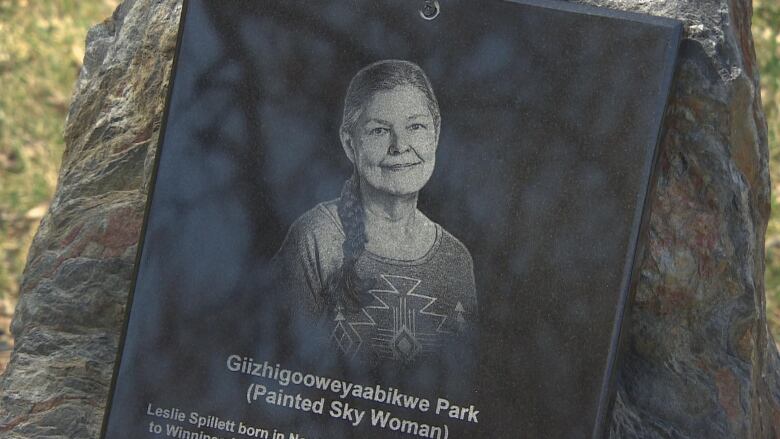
(419, 0, 440, 20)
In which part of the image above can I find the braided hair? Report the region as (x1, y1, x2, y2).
(326, 60, 440, 309)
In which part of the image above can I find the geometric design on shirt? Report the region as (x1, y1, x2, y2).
(392, 326, 422, 362)
(330, 306, 362, 357)
(454, 301, 466, 333)
(355, 274, 449, 363)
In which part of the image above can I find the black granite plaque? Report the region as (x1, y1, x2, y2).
(101, 1, 682, 438)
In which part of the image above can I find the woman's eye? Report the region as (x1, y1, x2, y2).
(409, 123, 427, 131)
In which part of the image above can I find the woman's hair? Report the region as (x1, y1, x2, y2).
(326, 59, 439, 309)
(340, 60, 440, 137)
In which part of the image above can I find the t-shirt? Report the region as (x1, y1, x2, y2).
(273, 199, 477, 368)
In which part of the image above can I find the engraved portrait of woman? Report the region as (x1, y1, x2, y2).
(273, 59, 477, 367)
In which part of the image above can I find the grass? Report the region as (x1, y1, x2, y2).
(0, 0, 120, 300)
(755, 0, 780, 341)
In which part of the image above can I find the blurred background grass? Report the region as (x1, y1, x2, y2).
(0, 0, 120, 370)
(0, 0, 779, 370)
(755, 0, 780, 339)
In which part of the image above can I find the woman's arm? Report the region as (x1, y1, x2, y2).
(272, 222, 326, 318)
(272, 204, 346, 319)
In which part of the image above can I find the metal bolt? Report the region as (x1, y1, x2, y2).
(419, 0, 440, 20)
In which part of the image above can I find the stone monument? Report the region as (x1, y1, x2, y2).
(0, 0, 777, 438)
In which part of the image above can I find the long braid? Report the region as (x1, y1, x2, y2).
(325, 173, 369, 309)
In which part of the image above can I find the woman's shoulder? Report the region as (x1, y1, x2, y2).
(429, 222, 477, 299)
(285, 199, 345, 242)
(431, 222, 474, 268)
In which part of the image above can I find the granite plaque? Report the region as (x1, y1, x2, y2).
(101, 1, 682, 438)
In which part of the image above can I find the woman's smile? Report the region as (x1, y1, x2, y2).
(382, 161, 422, 171)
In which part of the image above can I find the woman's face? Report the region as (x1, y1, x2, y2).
(342, 85, 438, 197)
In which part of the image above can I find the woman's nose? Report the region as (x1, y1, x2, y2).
(388, 130, 412, 154)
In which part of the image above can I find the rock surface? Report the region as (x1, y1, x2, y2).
(0, 0, 778, 438)
(576, 0, 780, 437)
